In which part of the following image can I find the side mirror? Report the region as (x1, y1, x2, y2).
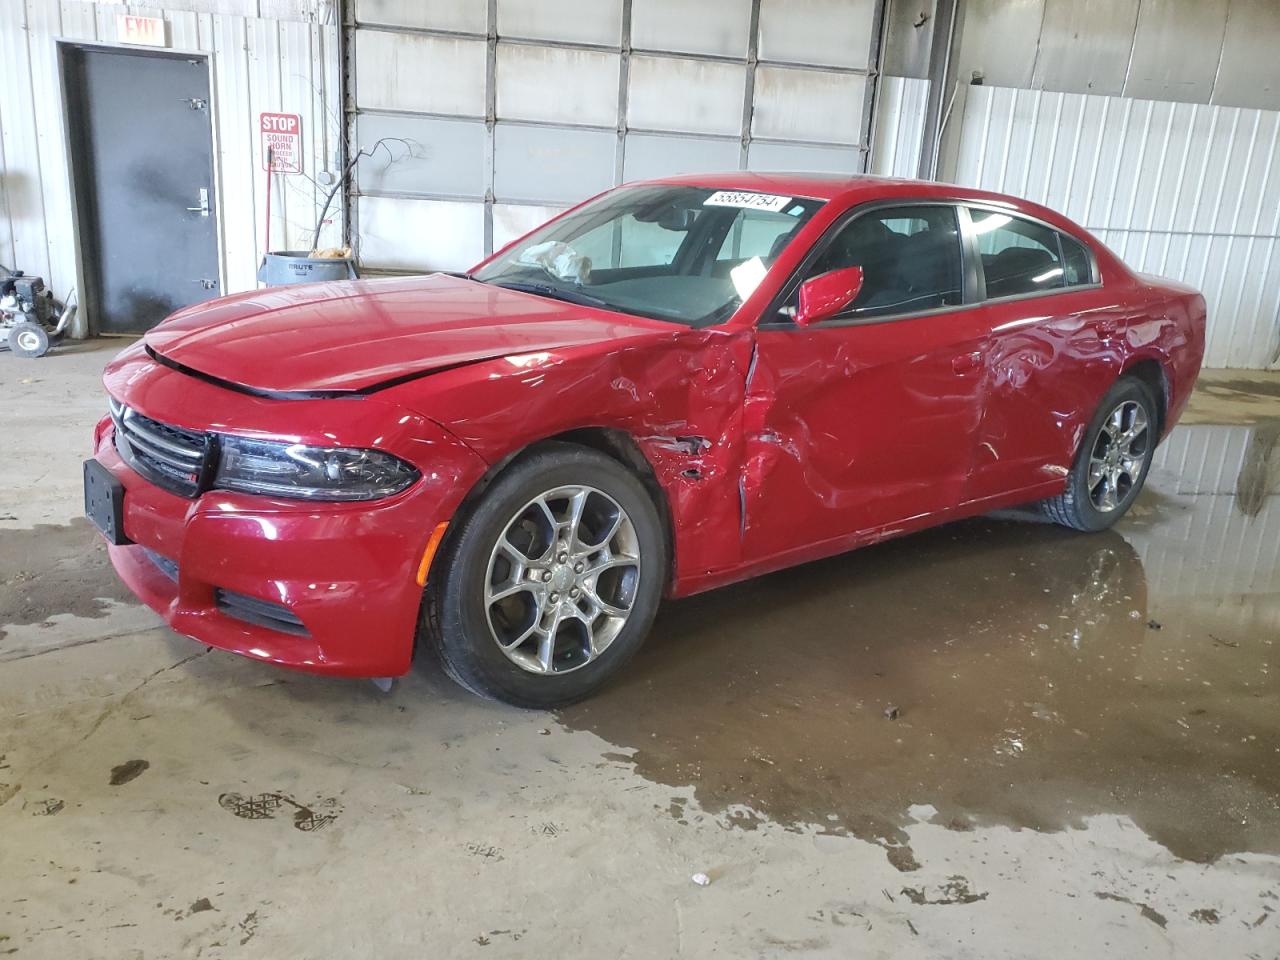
(794, 266, 864, 327)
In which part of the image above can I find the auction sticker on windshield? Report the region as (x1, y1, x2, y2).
(703, 191, 792, 212)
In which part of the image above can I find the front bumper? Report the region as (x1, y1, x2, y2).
(90, 353, 488, 676)
(95, 436, 468, 676)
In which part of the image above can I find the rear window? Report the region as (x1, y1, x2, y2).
(970, 208, 1096, 298)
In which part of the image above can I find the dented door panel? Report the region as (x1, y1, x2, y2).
(740, 311, 989, 564)
(963, 290, 1131, 503)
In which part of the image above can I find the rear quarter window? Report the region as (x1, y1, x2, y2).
(1060, 234, 1095, 286)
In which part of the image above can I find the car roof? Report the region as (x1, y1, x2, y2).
(643, 170, 886, 201)
(639, 170, 1087, 237)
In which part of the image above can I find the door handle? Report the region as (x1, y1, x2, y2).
(952, 351, 983, 375)
(186, 188, 210, 216)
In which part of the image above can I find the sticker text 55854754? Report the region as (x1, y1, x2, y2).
(703, 191, 793, 213)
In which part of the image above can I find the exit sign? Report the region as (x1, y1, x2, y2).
(117, 15, 167, 47)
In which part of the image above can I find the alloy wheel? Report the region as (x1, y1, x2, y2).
(484, 484, 641, 675)
(1088, 400, 1150, 512)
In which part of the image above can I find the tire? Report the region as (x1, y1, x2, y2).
(1040, 377, 1159, 532)
(8, 322, 50, 358)
(424, 442, 667, 708)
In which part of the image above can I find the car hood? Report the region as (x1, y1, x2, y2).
(143, 273, 677, 395)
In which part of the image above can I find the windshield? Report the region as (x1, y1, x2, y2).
(473, 185, 825, 327)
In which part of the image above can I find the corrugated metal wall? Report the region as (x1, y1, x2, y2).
(0, 0, 340, 327)
(346, 0, 889, 273)
(952, 84, 1280, 370)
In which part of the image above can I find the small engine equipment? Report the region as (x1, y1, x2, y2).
(1, 265, 76, 358)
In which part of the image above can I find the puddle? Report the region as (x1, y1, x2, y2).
(560, 422, 1280, 865)
(109, 758, 150, 786)
(0, 518, 137, 642)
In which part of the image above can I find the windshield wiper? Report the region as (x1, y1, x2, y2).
(489, 280, 608, 309)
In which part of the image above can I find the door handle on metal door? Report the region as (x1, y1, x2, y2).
(952, 351, 983, 375)
(186, 188, 210, 216)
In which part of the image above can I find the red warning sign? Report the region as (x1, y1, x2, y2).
(260, 112, 302, 174)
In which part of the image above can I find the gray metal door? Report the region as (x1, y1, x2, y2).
(64, 46, 220, 334)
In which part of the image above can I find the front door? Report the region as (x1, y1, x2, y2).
(741, 204, 988, 562)
(64, 46, 221, 333)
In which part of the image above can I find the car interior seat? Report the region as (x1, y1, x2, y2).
(984, 246, 1057, 298)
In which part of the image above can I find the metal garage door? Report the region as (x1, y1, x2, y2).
(345, 0, 887, 273)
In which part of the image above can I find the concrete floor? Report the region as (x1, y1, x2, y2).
(1, 339, 1277, 959)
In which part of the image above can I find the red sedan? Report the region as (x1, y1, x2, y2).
(85, 174, 1205, 706)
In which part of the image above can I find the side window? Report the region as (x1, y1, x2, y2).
(800, 205, 963, 319)
(715, 209, 803, 266)
(970, 209, 1066, 298)
(571, 213, 688, 270)
(1060, 233, 1094, 286)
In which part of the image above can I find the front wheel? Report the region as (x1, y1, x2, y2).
(424, 443, 666, 708)
(1040, 377, 1159, 532)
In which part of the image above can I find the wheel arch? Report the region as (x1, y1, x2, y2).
(424, 426, 677, 596)
(548, 428, 677, 586)
(1120, 355, 1171, 439)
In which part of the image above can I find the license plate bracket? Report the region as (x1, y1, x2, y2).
(83, 458, 131, 546)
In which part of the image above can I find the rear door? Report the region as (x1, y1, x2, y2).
(741, 203, 988, 562)
(961, 207, 1126, 503)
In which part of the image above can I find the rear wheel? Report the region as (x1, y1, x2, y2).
(425, 443, 666, 708)
(1040, 377, 1158, 531)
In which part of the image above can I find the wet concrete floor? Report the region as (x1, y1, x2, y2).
(564, 502, 1278, 867)
(0, 342, 1277, 958)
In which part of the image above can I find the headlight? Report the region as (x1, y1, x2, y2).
(214, 435, 419, 501)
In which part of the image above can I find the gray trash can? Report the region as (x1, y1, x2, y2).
(258, 251, 359, 287)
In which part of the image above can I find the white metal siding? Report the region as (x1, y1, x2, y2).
(347, 0, 887, 274)
(953, 84, 1280, 369)
(0, 0, 340, 330)
(869, 75, 929, 179)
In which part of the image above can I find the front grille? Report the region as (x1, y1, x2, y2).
(110, 398, 210, 498)
(214, 589, 310, 637)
